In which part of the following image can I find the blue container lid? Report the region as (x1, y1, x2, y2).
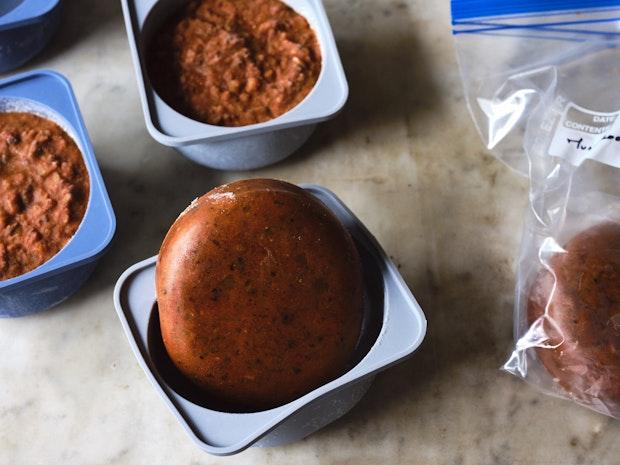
(0, 0, 60, 30)
(0, 70, 116, 291)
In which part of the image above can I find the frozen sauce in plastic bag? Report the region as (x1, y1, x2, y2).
(527, 223, 620, 416)
(452, 0, 620, 417)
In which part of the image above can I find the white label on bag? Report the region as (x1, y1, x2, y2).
(548, 102, 620, 168)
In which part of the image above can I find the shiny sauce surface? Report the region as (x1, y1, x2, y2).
(156, 180, 363, 411)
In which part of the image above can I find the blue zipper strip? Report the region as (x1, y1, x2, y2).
(453, 15, 620, 35)
(452, 0, 620, 21)
(461, 31, 586, 42)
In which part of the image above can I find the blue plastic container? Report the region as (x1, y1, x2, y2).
(0, 70, 116, 317)
(0, 0, 62, 74)
(114, 185, 426, 455)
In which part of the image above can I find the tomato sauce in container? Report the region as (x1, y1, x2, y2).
(146, 0, 322, 127)
(121, 0, 348, 170)
(0, 70, 115, 318)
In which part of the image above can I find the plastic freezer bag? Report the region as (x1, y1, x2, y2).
(452, 0, 620, 418)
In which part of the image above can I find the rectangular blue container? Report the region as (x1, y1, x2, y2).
(0, 0, 62, 73)
(0, 70, 116, 317)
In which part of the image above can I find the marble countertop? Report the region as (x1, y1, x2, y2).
(1, 1, 619, 464)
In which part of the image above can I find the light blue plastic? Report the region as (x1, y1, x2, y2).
(121, 0, 349, 170)
(0, 70, 116, 318)
(0, 0, 62, 73)
(114, 185, 426, 455)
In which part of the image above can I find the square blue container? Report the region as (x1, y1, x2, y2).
(0, 70, 116, 318)
(114, 185, 426, 455)
(0, 0, 62, 74)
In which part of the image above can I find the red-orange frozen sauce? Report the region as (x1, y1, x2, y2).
(0, 113, 90, 281)
(147, 0, 322, 127)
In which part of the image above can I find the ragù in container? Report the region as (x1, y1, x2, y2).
(0, 70, 115, 318)
(121, 0, 348, 170)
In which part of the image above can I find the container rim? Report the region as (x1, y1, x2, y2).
(0, 0, 60, 31)
(0, 70, 116, 291)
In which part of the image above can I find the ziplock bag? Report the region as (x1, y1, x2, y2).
(452, 0, 620, 418)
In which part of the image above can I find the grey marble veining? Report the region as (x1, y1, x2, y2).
(0, 0, 619, 464)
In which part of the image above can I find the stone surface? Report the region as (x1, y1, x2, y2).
(1, 0, 619, 464)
